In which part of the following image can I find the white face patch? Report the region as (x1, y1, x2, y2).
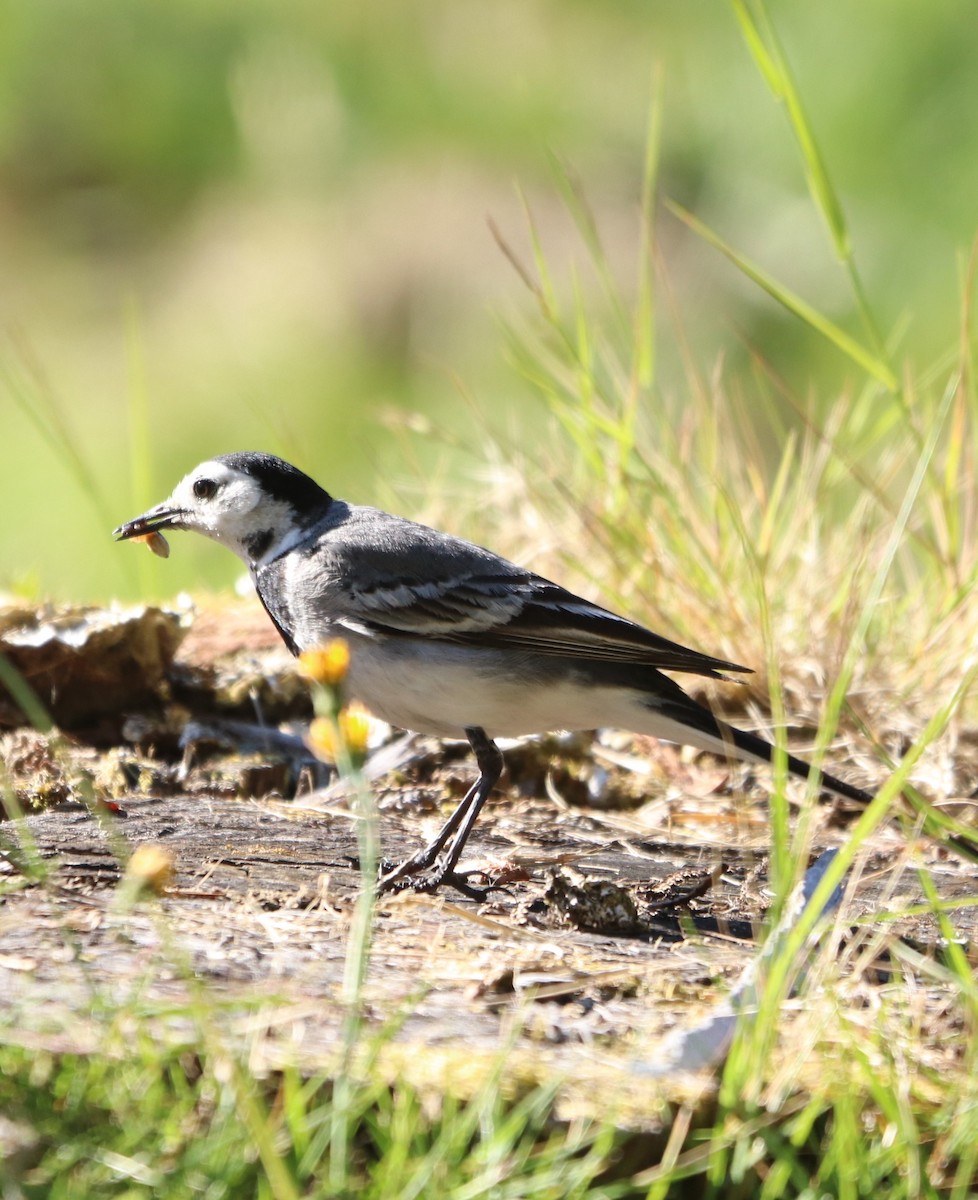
(166, 460, 301, 564)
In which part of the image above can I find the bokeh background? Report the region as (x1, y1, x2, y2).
(2, 0, 977, 602)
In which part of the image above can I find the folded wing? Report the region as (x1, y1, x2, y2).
(317, 506, 752, 683)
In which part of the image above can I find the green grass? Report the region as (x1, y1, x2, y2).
(0, 1032, 626, 1199)
(5, 1, 978, 1195)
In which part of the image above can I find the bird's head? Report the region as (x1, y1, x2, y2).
(113, 451, 333, 567)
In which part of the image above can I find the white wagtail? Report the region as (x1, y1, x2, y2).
(115, 450, 873, 895)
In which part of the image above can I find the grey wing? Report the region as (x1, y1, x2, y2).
(316, 506, 751, 682)
(322, 505, 531, 633)
(445, 580, 752, 679)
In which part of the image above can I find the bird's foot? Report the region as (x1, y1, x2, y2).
(367, 854, 499, 900)
(380, 867, 495, 901)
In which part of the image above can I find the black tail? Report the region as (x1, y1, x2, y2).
(649, 692, 978, 865)
(650, 689, 874, 807)
(721, 710, 978, 866)
(724, 721, 874, 807)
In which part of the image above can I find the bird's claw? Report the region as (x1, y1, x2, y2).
(378, 863, 501, 901)
(347, 853, 500, 899)
(382, 872, 487, 900)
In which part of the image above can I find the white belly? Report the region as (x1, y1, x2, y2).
(354, 663, 618, 738)
(336, 629, 727, 756)
(338, 632, 611, 738)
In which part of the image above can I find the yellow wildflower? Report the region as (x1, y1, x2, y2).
(306, 702, 371, 767)
(298, 639, 351, 686)
(124, 843, 175, 895)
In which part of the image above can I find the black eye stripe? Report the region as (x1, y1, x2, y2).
(193, 478, 218, 500)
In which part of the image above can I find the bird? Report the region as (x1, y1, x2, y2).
(114, 450, 874, 896)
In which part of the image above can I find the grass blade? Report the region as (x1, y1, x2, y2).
(666, 199, 897, 390)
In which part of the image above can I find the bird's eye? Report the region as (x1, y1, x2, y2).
(193, 478, 218, 500)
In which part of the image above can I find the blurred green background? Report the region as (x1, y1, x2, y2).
(2, 0, 977, 602)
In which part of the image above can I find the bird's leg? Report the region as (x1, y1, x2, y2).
(377, 727, 503, 896)
(426, 728, 503, 884)
(377, 779, 478, 883)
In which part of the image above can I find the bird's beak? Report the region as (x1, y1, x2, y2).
(113, 502, 185, 543)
